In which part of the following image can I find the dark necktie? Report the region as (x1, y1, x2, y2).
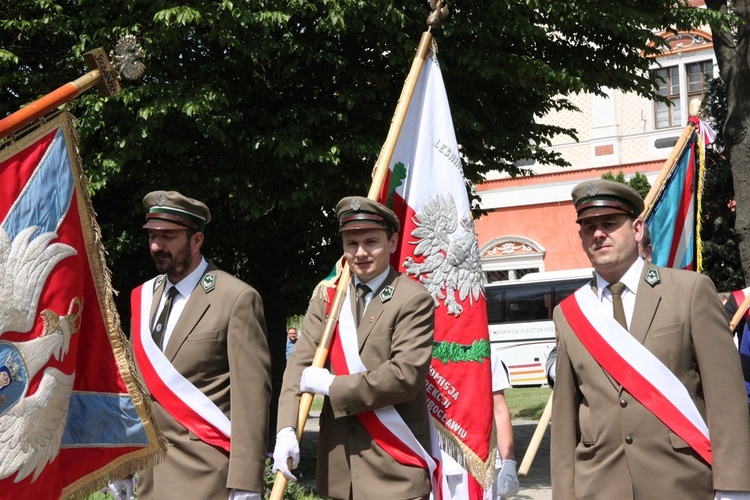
(152, 286, 179, 350)
(607, 281, 627, 329)
(356, 283, 371, 327)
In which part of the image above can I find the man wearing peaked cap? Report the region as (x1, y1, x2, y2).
(550, 179, 750, 498)
(125, 190, 271, 500)
(335, 195, 401, 234)
(142, 190, 211, 232)
(571, 179, 644, 223)
(275, 195, 437, 499)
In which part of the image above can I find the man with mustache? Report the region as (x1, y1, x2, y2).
(129, 190, 271, 500)
(550, 180, 750, 499)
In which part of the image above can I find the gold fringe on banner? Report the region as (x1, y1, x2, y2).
(0, 111, 167, 499)
(60, 111, 167, 499)
(435, 418, 497, 489)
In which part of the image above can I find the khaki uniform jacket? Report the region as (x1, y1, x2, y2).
(135, 263, 272, 499)
(551, 264, 750, 499)
(278, 268, 435, 499)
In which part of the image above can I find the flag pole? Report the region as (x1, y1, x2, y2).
(518, 392, 552, 476)
(269, 8, 443, 499)
(0, 48, 121, 140)
(640, 113, 699, 220)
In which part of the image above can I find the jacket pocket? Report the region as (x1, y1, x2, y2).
(187, 330, 219, 342)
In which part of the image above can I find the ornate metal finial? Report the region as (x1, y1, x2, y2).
(427, 0, 449, 30)
(112, 34, 146, 80)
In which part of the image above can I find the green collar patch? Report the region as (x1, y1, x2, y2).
(379, 285, 394, 303)
(154, 275, 166, 291)
(644, 267, 660, 287)
(201, 273, 216, 292)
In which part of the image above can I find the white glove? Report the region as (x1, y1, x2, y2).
(108, 476, 134, 500)
(272, 427, 300, 481)
(496, 459, 520, 498)
(299, 366, 335, 396)
(228, 489, 261, 500)
(715, 492, 750, 500)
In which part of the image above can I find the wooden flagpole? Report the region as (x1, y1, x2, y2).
(640, 116, 699, 220)
(0, 48, 121, 141)
(269, 6, 443, 499)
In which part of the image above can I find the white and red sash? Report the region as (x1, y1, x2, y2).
(131, 279, 231, 452)
(328, 285, 443, 498)
(560, 287, 711, 463)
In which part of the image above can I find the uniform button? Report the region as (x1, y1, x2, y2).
(620, 399, 628, 408)
(349, 426, 357, 435)
(345, 408, 352, 416)
(625, 436, 633, 445)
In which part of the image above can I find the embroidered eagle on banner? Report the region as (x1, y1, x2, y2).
(0, 226, 80, 482)
(403, 193, 485, 316)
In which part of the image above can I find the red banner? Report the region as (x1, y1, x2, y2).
(378, 50, 495, 493)
(0, 112, 164, 499)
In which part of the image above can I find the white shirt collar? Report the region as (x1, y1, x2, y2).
(166, 256, 209, 297)
(353, 266, 391, 296)
(595, 257, 644, 298)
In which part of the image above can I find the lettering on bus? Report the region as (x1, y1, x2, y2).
(488, 323, 555, 339)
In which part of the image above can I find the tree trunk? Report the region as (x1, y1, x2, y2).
(707, 0, 750, 282)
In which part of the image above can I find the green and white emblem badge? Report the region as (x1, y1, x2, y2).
(645, 268, 660, 287)
(379, 285, 394, 303)
(201, 273, 216, 292)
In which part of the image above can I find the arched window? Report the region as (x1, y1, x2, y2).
(479, 236, 545, 283)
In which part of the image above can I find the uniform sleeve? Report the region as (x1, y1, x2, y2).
(226, 287, 272, 492)
(327, 288, 434, 417)
(276, 297, 326, 431)
(550, 306, 578, 498)
(690, 275, 750, 490)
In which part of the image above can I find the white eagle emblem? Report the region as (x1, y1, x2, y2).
(0, 225, 80, 482)
(403, 194, 485, 316)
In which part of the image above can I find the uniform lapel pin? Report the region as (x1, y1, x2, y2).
(379, 286, 394, 303)
(645, 267, 660, 287)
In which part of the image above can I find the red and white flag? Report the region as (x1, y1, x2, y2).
(0, 112, 164, 499)
(379, 48, 495, 496)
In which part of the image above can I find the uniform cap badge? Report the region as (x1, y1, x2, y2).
(350, 199, 361, 211)
(156, 193, 166, 206)
(585, 183, 598, 197)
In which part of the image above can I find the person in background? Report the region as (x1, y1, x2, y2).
(129, 191, 271, 500)
(441, 351, 519, 499)
(285, 326, 298, 360)
(490, 353, 520, 498)
(551, 180, 750, 498)
(273, 196, 437, 499)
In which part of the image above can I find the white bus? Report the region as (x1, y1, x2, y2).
(486, 268, 594, 387)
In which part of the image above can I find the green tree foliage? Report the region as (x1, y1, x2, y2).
(699, 77, 744, 291)
(0, 0, 716, 427)
(601, 170, 651, 200)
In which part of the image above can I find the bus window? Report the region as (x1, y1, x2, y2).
(486, 269, 593, 387)
(554, 280, 590, 306)
(503, 284, 551, 323)
(486, 287, 504, 324)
